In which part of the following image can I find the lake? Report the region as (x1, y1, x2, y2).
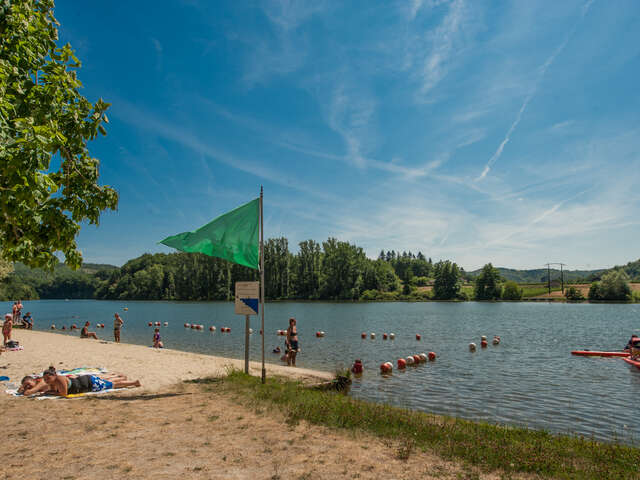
(15, 299, 640, 443)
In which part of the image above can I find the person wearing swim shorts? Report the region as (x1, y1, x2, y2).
(286, 317, 299, 367)
(42, 367, 140, 395)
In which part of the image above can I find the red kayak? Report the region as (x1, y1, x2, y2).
(623, 357, 640, 369)
(571, 350, 630, 357)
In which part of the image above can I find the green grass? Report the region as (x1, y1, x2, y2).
(208, 371, 640, 480)
(521, 285, 561, 298)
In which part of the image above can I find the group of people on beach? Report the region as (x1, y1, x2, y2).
(273, 317, 300, 367)
(3, 301, 34, 346)
(18, 366, 141, 396)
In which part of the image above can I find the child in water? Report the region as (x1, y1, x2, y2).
(153, 328, 163, 348)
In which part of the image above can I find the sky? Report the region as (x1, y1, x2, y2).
(54, 0, 640, 270)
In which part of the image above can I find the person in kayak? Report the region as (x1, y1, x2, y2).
(625, 335, 640, 351)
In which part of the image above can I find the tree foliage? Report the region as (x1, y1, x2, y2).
(474, 263, 502, 300)
(588, 270, 632, 301)
(432, 260, 461, 300)
(501, 281, 523, 300)
(564, 286, 585, 301)
(0, 0, 118, 270)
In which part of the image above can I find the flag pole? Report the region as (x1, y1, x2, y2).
(260, 186, 266, 383)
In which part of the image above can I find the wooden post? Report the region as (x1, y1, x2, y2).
(244, 314, 250, 374)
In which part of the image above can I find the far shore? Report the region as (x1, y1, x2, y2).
(0, 330, 332, 392)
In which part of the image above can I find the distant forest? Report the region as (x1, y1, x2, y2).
(1, 236, 638, 302)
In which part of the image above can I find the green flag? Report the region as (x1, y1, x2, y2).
(160, 198, 259, 269)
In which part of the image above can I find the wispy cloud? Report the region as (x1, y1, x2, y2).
(476, 0, 596, 181)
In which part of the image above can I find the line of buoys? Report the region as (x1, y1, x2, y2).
(470, 336, 501, 351)
(315, 331, 325, 337)
(220, 327, 231, 332)
(397, 352, 434, 370)
(154, 321, 161, 327)
(379, 362, 393, 374)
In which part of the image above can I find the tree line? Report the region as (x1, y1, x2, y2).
(1, 238, 637, 303)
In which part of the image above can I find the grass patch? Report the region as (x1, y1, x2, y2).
(522, 286, 561, 298)
(215, 371, 640, 480)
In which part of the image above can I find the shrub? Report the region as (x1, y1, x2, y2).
(474, 263, 502, 300)
(502, 281, 523, 300)
(411, 276, 429, 287)
(564, 286, 585, 301)
(588, 270, 632, 301)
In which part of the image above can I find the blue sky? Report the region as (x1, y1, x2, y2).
(55, 0, 640, 270)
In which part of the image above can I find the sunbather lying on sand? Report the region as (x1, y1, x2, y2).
(18, 368, 138, 396)
(42, 367, 140, 395)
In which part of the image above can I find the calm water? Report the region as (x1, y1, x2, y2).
(14, 299, 640, 443)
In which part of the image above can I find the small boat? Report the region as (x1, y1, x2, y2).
(571, 350, 630, 357)
(623, 357, 640, 369)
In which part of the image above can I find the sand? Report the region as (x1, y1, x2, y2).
(0, 331, 520, 479)
(0, 330, 332, 390)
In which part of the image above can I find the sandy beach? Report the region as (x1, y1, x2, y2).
(0, 329, 513, 480)
(0, 329, 332, 390)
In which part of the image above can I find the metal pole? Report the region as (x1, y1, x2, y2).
(244, 314, 250, 374)
(547, 264, 551, 295)
(260, 186, 266, 383)
(561, 264, 564, 293)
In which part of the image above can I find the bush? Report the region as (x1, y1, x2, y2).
(565, 286, 585, 301)
(474, 263, 502, 300)
(588, 270, 632, 301)
(411, 276, 429, 287)
(502, 281, 523, 300)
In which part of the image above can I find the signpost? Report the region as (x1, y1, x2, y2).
(235, 281, 259, 374)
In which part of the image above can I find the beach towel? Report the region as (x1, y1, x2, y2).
(5, 346, 24, 351)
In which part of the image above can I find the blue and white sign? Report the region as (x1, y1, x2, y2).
(235, 281, 259, 315)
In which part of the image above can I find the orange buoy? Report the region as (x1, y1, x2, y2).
(416, 334, 421, 341)
(361, 332, 366, 339)
(397, 358, 407, 369)
(412, 354, 421, 364)
(383, 333, 388, 340)
(380, 362, 393, 374)
(428, 352, 436, 361)
(351, 359, 363, 374)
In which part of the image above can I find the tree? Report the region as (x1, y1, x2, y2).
(588, 270, 632, 301)
(0, 0, 118, 270)
(433, 260, 461, 300)
(501, 281, 523, 300)
(474, 263, 502, 300)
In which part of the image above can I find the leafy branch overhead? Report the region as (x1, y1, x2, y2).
(0, 0, 118, 270)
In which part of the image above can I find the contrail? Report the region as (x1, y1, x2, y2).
(476, 0, 595, 182)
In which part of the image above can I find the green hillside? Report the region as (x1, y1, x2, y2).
(468, 267, 604, 283)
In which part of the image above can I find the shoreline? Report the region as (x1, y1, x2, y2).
(0, 330, 332, 392)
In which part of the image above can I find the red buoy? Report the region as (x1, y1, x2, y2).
(361, 332, 366, 339)
(380, 362, 393, 374)
(412, 354, 421, 364)
(428, 352, 436, 361)
(148, 322, 153, 327)
(383, 333, 388, 340)
(416, 334, 421, 341)
(481, 340, 488, 348)
(397, 358, 407, 369)
(184, 323, 189, 328)
(351, 359, 363, 374)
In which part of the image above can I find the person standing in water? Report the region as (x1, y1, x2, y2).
(286, 317, 299, 367)
(113, 313, 124, 343)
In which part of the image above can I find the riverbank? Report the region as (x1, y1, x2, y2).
(0, 330, 332, 391)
